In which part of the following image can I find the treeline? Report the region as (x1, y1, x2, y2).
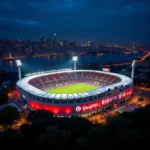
(0, 69, 24, 105)
(0, 69, 25, 82)
(1, 105, 150, 150)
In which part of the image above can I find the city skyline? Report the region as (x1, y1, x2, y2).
(0, 0, 150, 44)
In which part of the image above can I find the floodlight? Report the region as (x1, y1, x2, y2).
(72, 56, 78, 70)
(16, 59, 22, 80)
(131, 60, 136, 81)
(132, 60, 136, 67)
(16, 59, 22, 67)
(73, 56, 78, 61)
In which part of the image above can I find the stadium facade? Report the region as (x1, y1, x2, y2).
(16, 70, 133, 117)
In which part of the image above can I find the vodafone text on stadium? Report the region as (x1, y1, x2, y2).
(17, 70, 133, 117)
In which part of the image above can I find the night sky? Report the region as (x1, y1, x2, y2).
(0, 0, 150, 44)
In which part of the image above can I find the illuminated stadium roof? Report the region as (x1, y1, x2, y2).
(17, 70, 132, 100)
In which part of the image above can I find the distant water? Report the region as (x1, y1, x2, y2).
(0, 53, 142, 73)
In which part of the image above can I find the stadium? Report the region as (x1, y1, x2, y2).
(16, 69, 133, 117)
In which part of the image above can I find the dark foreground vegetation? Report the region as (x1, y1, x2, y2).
(1, 105, 150, 150)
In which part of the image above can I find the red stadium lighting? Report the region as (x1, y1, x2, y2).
(65, 108, 71, 114)
(114, 104, 118, 108)
(17, 70, 133, 117)
(53, 108, 59, 114)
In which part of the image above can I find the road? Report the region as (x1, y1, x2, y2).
(135, 86, 150, 91)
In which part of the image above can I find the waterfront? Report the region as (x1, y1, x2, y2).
(0, 53, 143, 73)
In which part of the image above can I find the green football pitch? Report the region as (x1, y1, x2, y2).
(46, 83, 98, 94)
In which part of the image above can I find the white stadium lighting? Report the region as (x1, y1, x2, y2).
(15, 59, 22, 80)
(73, 56, 78, 61)
(72, 56, 78, 70)
(16, 59, 22, 67)
(131, 59, 136, 81)
(132, 60, 136, 67)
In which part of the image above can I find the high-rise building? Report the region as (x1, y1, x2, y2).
(60, 36, 63, 46)
(88, 41, 91, 47)
(9, 52, 12, 59)
(91, 42, 94, 47)
(52, 40, 56, 47)
(47, 37, 52, 47)
(40, 36, 44, 42)
(53, 33, 57, 41)
(132, 42, 136, 49)
(69, 41, 76, 47)
(60, 36, 63, 41)
(63, 40, 68, 46)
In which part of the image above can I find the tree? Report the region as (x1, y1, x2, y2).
(8, 81, 16, 91)
(106, 116, 133, 136)
(37, 126, 71, 150)
(0, 93, 8, 105)
(27, 109, 53, 122)
(120, 107, 149, 127)
(65, 117, 93, 139)
(20, 123, 32, 139)
(114, 110, 120, 116)
(112, 127, 150, 150)
(75, 137, 90, 150)
(0, 129, 22, 149)
(0, 86, 9, 106)
(0, 106, 20, 128)
(20, 123, 35, 148)
(88, 125, 107, 149)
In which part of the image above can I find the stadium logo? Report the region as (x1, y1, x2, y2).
(76, 106, 82, 112)
(119, 93, 122, 99)
(83, 103, 99, 111)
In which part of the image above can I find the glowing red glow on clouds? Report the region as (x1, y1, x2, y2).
(29, 88, 133, 115)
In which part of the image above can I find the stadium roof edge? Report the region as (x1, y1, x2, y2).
(17, 70, 132, 100)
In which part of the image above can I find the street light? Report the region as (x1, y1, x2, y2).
(131, 59, 136, 81)
(72, 56, 78, 70)
(16, 59, 22, 80)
